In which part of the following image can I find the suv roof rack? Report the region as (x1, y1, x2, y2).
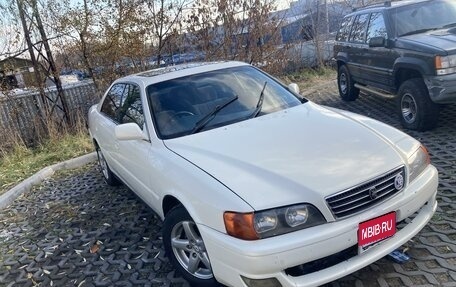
(352, 1, 391, 12)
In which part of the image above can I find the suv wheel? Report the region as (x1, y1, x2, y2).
(163, 206, 219, 287)
(397, 78, 440, 131)
(337, 65, 359, 101)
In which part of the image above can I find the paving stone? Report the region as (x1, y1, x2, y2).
(0, 82, 455, 286)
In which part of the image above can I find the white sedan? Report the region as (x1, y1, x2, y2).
(88, 61, 438, 287)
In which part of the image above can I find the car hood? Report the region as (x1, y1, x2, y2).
(399, 29, 456, 54)
(164, 103, 408, 212)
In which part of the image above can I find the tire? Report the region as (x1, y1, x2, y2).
(163, 206, 219, 287)
(337, 65, 359, 101)
(96, 146, 120, 186)
(397, 78, 440, 131)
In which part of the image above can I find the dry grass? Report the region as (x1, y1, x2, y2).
(0, 119, 93, 196)
(281, 66, 336, 90)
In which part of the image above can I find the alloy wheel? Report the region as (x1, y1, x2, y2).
(97, 149, 109, 180)
(170, 220, 213, 279)
(401, 93, 418, 124)
(339, 72, 348, 94)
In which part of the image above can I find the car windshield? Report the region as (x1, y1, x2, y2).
(390, 0, 456, 37)
(147, 66, 302, 139)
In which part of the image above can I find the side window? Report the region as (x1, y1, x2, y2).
(349, 14, 369, 43)
(366, 12, 387, 41)
(336, 16, 353, 42)
(118, 84, 145, 127)
(101, 83, 126, 121)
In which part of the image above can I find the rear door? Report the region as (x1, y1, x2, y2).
(97, 83, 127, 173)
(347, 13, 370, 81)
(334, 15, 354, 63)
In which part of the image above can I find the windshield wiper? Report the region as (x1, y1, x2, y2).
(399, 27, 438, 37)
(250, 81, 267, 118)
(190, 95, 238, 134)
(442, 22, 456, 29)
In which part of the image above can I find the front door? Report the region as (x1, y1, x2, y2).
(362, 12, 395, 91)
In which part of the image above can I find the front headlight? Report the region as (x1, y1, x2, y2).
(408, 145, 430, 183)
(224, 203, 326, 240)
(435, 55, 456, 75)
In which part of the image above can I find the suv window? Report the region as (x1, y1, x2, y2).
(118, 84, 145, 127)
(366, 12, 387, 41)
(101, 83, 126, 120)
(336, 16, 353, 42)
(349, 14, 369, 43)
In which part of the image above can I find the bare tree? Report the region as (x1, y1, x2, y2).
(186, 0, 283, 72)
(47, 0, 113, 89)
(48, 0, 152, 89)
(0, 1, 27, 59)
(142, 0, 191, 65)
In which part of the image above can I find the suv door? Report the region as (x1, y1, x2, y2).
(347, 13, 370, 82)
(363, 12, 396, 92)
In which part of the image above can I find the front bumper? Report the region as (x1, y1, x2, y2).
(425, 73, 456, 104)
(199, 165, 438, 287)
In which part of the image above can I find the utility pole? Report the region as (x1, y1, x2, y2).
(16, 0, 71, 126)
(16, 0, 47, 117)
(325, 0, 329, 35)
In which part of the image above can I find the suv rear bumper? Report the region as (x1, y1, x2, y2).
(425, 73, 456, 104)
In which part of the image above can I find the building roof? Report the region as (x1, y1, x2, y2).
(0, 57, 33, 73)
(0, 57, 33, 65)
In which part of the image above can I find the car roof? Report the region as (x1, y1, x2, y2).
(117, 61, 250, 86)
(347, 0, 430, 15)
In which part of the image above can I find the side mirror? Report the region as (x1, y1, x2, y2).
(369, 36, 386, 48)
(115, 123, 147, 141)
(288, 83, 300, 95)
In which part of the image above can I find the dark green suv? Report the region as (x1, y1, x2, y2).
(334, 0, 456, 131)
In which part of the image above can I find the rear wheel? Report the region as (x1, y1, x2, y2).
(397, 78, 440, 131)
(337, 65, 359, 101)
(96, 146, 120, 186)
(163, 206, 219, 287)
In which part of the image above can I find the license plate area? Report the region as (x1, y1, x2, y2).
(358, 212, 396, 253)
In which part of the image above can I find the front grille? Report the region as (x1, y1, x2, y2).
(326, 166, 405, 218)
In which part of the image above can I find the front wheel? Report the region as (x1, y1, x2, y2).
(397, 78, 440, 131)
(163, 206, 219, 287)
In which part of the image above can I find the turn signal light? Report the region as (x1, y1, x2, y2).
(223, 212, 259, 240)
(435, 56, 443, 69)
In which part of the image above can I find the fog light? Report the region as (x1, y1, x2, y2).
(241, 276, 282, 287)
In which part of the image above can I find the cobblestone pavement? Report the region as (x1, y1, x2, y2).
(0, 82, 455, 287)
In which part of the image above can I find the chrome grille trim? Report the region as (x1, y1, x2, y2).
(326, 166, 405, 218)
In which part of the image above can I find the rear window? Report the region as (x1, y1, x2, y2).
(101, 83, 126, 121)
(336, 16, 353, 42)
